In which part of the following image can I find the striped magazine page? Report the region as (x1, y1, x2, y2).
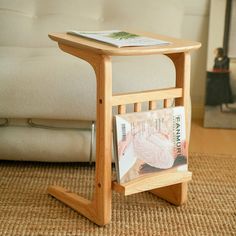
(113, 106, 187, 184)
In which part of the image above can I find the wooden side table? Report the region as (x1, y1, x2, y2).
(47, 31, 201, 226)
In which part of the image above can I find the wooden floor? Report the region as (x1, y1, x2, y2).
(189, 119, 236, 155)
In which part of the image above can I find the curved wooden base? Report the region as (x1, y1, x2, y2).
(48, 180, 189, 226)
(48, 186, 107, 226)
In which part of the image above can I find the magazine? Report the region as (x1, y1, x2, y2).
(67, 30, 170, 48)
(113, 106, 188, 184)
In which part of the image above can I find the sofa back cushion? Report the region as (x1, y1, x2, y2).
(0, 0, 183, 47)
(0, 0, 184, 120)
(103, 0, 183, 37)
(0, 0, 104, 47)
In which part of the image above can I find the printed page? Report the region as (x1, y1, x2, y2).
(67, 30, 170, 48)
(114, 107, 187, 183)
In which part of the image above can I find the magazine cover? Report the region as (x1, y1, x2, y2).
(113, 106, 188, 184)
(67, 30, 170, 48)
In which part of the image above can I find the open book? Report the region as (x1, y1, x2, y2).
(113, 106, 188, 184)
(67, 30, 170, 48)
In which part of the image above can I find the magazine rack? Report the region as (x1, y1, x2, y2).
(47, 32, 201, 226)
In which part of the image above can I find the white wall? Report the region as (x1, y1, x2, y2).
(207, 0, 226, 69)
(181, 0, 210, 119)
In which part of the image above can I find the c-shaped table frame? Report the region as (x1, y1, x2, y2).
(48, 42, 193, 226)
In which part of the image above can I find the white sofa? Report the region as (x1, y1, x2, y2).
(0, 0, 185, 162)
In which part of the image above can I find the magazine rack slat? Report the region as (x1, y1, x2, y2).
(149, 101, 156, 110)
(112, 171, 192, 196)
(47, 32, 200, 226)
(112, 87, 182, 106)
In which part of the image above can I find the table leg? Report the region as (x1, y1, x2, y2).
(149, 52, 191, 205)
(48, 45, 113, 226)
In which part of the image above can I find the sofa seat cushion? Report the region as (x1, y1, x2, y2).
(0, 46, 175, 120)
(0, 126, 93, 162)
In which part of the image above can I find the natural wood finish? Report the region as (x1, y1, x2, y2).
(169, 52, 191, 138)
(49, 32, 201, 56)
(47, 44, 113, 226)
(112, 88, 182, 106)
(150, 182, 188, 205)
(48, 32, 200, 226)
(118, 105, 126, 114)
(134, 102, 142, 112)
(149, 101, 156, 110)
(163, 99, 168, 108)
(48, 186, 96, 219)
(93, 53, 112, 225)
(148, 52, 191, 204)
(112, 171, 192, 196)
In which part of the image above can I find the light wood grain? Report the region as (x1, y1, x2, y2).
(134, 102, 142, 112)
(147, 52, 191, 204)
(112, 88, 182, 106)
(48, 32, 200, 226)
(47, 186, 96, 219)
(49, 32, 201, 56)
(150, 182, 188, 206)
(93, 54, 112, 225)
(166, 52, 191, 141)
(113, 171, 192, 196)
(118, 105, 126, 114)
(47, 44, 112, 226)
(163, 99, 168, 108)
(148, 101, 156, 110)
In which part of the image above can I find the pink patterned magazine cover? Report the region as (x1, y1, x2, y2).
(113, 106, 188, 184)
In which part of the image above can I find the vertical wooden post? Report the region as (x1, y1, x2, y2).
(149, 101, 156, 110)
(163, 99, 168, 108)
(118, 105, 126, 114)
(47, 45, 113, 226)
(171, 52, 191, 142)
(134, 102, 142, 112)
(93, 55, 113, 225)
(149, 52, 191, 205)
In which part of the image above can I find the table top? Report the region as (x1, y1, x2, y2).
(49, 31, 201, 56)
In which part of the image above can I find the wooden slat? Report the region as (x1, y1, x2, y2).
(167, 53, 191, 142)
(112, 171, 192, 196)
(134, 103, 142, 112)
(112, 88, 182, 106)
(149, 101, 156, 110)
(118, 105, 126, 114)
(163, 99, 168, 108)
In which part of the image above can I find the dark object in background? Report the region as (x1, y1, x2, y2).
(205, 71, 233, 106)
(213, 48, 230, 71)
(213, 56, 230, 70)
(206, 47, 233, 106)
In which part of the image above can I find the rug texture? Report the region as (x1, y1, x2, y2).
(0, 153, 235, 236)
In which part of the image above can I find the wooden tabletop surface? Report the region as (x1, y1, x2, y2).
(49, 31, 201, 56)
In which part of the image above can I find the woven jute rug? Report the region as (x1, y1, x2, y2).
(0, 153, 235, 236)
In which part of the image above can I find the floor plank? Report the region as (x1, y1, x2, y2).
(189, 119, 236, 155)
